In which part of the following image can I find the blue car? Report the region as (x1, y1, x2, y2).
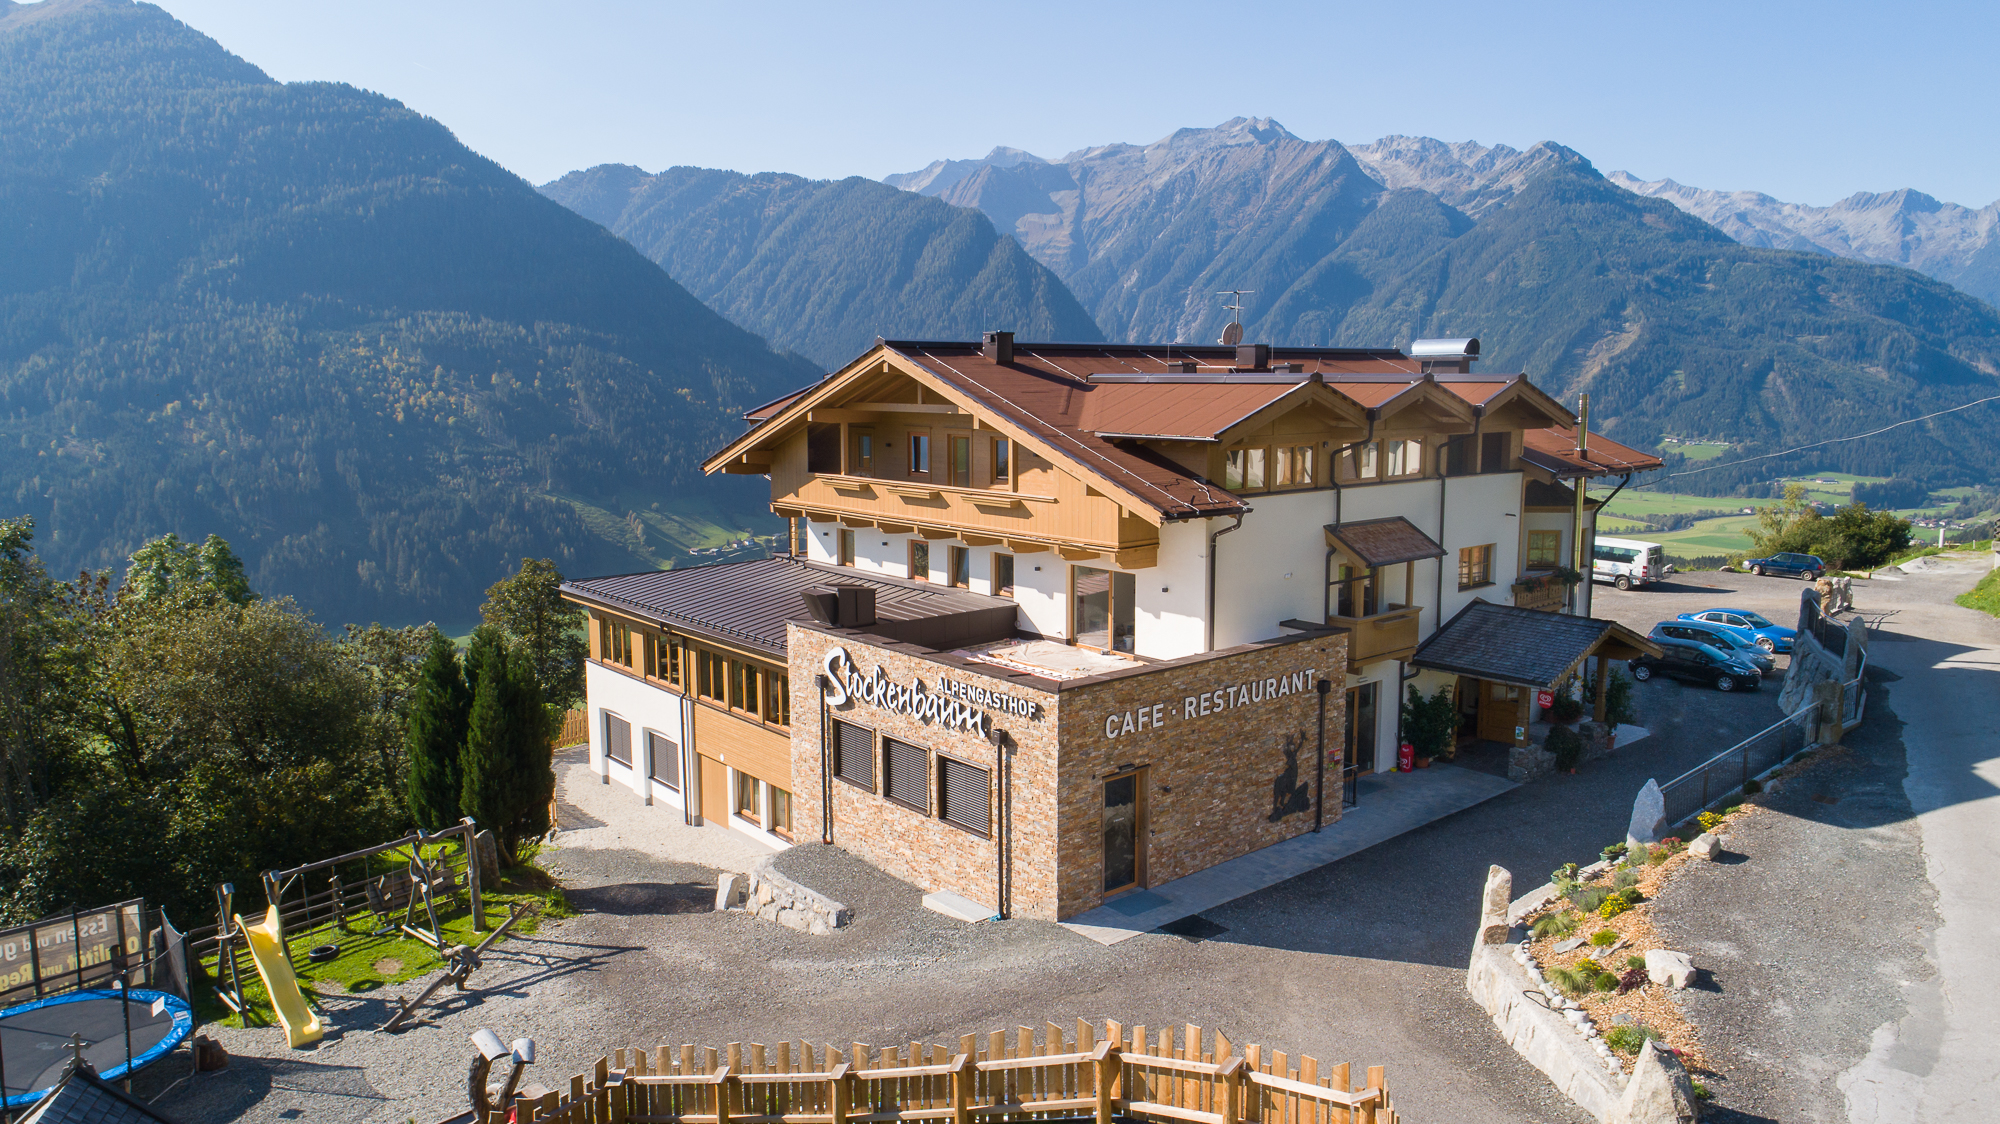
(1743, 552, 1825, 580)
(1650, 621, 1776, 675)
(1676, 608, 1796, 654)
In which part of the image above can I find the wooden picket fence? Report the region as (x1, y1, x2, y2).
(484, 1019, 1395, 1124)
(558, 708, 590, 749)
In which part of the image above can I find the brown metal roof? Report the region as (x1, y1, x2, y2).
(1522, 426, 1665, 477)
(561, 556, 1015, 656)
(1412, 600, 1662, 689)
(1326, 516, 1447, 568)
(1074, 380, 1302, 440)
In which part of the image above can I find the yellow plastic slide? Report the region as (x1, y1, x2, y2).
(236, 904, 324, 1048)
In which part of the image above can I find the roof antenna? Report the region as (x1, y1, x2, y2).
(1216, 290, 1254, 345)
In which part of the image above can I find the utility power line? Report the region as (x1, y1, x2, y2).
(1632, 390, 2000, 489)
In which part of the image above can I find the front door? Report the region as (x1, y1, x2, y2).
(1103, 772, 1146, 895)
(1477, 680, 1520, 743)
(1343, 682, 1379, 774)
(698, 754, 728, 826)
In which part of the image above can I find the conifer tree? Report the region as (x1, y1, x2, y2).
(402, 631, 470, 830)
(459, 629, 517, 843)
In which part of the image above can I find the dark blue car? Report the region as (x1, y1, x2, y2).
(1743, 552, 1824, 580)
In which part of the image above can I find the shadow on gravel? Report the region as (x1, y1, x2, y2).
(151, 1055, 384, 1123)
(566, 881, 713, 915)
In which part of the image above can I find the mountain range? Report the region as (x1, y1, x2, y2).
(873, 119, 2000, 489)
(536, 166, 1099, 369)
(0, 0, 815, 625)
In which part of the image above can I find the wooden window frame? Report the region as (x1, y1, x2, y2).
(768, 785, 793, 840)
(947, 545, 969, 589)
(1224, 446, 1268, 492)
(1385, 437, 1426, 479)
(837, 528, 856, 566)
(992, 552, 1015, 598)
(909, 539, 930, 582)
(852, 428, 875, 477)
(734, 770, 763, 827)
(764, 669, 791, 728)
(1071, 564, 1136, 653)
(946, 431, 972, 488)
(1458, 543, 1496, 590)
(991, 437, 1011, 487)
(1526, 530, 1562, 569)
(907, 429, 932, 478)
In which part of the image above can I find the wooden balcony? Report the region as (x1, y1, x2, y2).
(1511, 575, 1569, 613)
(774, 472, 1160, 566)
(1326, 604, 1422, 668)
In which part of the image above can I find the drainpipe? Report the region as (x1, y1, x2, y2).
(1313, 678, 1332, 832)
(816, 675, 832, 844)
(993, 728, 1010, 919)
(1571, 395, 1591, 614)
(1323, 413, 1380, 621)
(1205, 514, 1246, 653)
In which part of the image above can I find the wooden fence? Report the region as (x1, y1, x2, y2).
(484, 1019, 1394, 1124)
(559, 708, 590, 749)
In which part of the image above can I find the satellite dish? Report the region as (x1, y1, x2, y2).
(1219, 321, 1244, 346)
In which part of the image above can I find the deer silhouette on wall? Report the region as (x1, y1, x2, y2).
(1268, 730, 1313, 822)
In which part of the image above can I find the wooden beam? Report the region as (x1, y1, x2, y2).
(917, 526, 957, 541)
(1005, 539, 1051, 555)
(1057, 546, 1101, 562)
(960, 534, 1002, 547)
(847, 402, 968, 415)
(839, 516, 877, 529)
(1113, 545, 1159, 569)
(771, 505, 804, 520)
(876, 522, 915, 535)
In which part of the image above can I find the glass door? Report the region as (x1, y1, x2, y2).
(1103, 772, 1143, 894)
(1073, 566, 1136, 652)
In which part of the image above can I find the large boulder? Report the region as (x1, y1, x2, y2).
(1687, 832, 1720, 861)
(1478, 865, 1513, 946)
(1611, 1038, 1699, 1124)
(1627, 779, 1666, 853)
(1645, 948, 1696, 988)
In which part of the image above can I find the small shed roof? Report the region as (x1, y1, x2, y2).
(1412, 599, 1661, 689)
(1326, 517, 1446, 568)
(19, 1064, 184, 1124)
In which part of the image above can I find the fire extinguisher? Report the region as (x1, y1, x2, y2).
(1397, 742, 1415, 772)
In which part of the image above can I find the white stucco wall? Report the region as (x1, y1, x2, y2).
(1436, 471, 1525, 628)
(1135, 519, 1211, 659)
(584, 660, 690, 814)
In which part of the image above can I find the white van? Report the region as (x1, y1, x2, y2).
(1592, 536, 1666, 590)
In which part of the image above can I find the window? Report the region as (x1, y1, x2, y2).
(909, 539, 930, 581)
(1073, 566, 1136, 652)
(1335, 563, 1377, 618)
(992, 438, 1010, 483)
(1385, 438, 1425, 477)
(1274, 445, 1314, 488)
(833, 719, 874, 789)
(837, 529, 856, 566)
(735, 771, 763, 825)
(599, 616, 631, 666)
(806, 423, 841, 474)
(852, 429, 874, 476)
(1458, 544, 1495, 590)
(665, 637, 684, 687)
(1527, 530, 1562, 569)
(908, 431, 931, 476)
(730, 659, 759, 717)
(1342, 441, 1379, 481)
(769, 786, 793, 839)
(1224, 447, 1267, 491)
(992, 552, 1015, 597)
(647, 730, 679, 789)
(604, 713, 631, 767)
(791, 518, 807, 556)
(938, 756, 991, 835)
(882, 737, 929, 812)
(642, 632, 659, 678)
(764, 670, 790, 727)
(948, 546, 969, 588)
(947, 434, 971, 488)
(696, 649, 727, 703)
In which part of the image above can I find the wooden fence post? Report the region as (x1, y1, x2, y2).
(1217, 1055, 1243, 1124)
(716, 1066, 735, 1124)
(1091, 1039, 1117, 1124)
(951, 1053, 972, 1124)
(1360, 1066, 1384, 1124)
(829, 1062, 852, 1124)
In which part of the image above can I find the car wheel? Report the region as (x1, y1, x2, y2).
(1631, 664, 1653, 682)
(1757, 637, 1776, 652)
(1715, 675, 1737, 692)
(1750, 565, 1764, 576)
(1805, 570, 1821, 581)
(1614, 575, 1632, 591)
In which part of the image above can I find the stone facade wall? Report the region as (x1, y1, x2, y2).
(1510, 721, 1617, 783)
(787, 626, 1063, 920)
(786, 625, 1348, 923)
(1053, 632, 1347, 920)
(747, 856, 849, 934)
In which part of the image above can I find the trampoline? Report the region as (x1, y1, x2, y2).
(0, 988, 193, 1108)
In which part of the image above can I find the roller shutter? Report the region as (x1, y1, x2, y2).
(647, 730, 679, 789)
(938, 756, 990, 836)
(882, 738, 928, 812)
(604, 713, 631, 767)
(833, 719, 874, 789)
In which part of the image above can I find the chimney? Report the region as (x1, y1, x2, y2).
(1409, 337, 1480, 374)
(835, 585, 877, 628)
(1233, 343, 1271, 371)
(982, 331, 1015, 365)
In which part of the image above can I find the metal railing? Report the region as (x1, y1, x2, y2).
(1658, 710, 1813, 828)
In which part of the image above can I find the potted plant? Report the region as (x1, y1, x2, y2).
(1402, 684, 1458, 767)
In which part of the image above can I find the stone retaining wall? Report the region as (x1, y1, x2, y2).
(747, 857, 850, 935)
(1509, 721, 1617, 783)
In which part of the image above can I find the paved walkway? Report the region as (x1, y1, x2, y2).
(1062, 763, 1517, 944)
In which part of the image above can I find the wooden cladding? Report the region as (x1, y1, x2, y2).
(472, 1018, 1397, 1124)
(589, 610, 786, 730)
(694, 706, 791, 785)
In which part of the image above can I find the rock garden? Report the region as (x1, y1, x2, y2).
(1512, 804, 1756, 1103)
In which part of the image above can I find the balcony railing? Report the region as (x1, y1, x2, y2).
(1326, 605, 1422, 666)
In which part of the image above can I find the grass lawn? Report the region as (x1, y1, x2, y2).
(198, 863, 570, 1027)
(1958, 567, 2000, 616)
(1672, 442, 1730, 460)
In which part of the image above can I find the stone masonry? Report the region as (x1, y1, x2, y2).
(786, 622, 1347, 922)
(747, 856, 849, 934)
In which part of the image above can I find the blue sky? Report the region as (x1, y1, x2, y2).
(146, 0, 2000, 207)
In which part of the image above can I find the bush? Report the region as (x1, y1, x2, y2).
(1546, 966, 1590, 998)
(1625, 955, 1647, 970)
(1604, 1024, 1664, 1055)
(1532, 911, 1579, 940)
(1401, 684, 1460, 760)
(1572, 886, 1611, 913)
(1616, 967, 1649, 994)
(1698, 810, 1725, 833)
(1545, 725, 1585, 771)
(1613, 867, 1641, 891)
(1551, 693, 1584, 723)
(1593, 968, 1623, 991)
(1600, 842, 1628, 864)
(1551, 862, 1581, 899)
(1742, 778, 1763, 795)
(1591, 929, 1618, 947)
(1597, 897, 1632, 919)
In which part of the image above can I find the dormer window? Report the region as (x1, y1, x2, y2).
(1224, 447, 1266, 491)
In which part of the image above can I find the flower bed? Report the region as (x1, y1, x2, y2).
(1514, 806, 1758, 1082)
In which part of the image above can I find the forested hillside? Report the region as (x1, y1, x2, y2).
(539, 165, 1101, 368)
(0, 0, 817, 625)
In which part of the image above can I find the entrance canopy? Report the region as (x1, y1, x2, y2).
(1412, 599, 1661, 689)
(1324, 517, 1446, 568)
